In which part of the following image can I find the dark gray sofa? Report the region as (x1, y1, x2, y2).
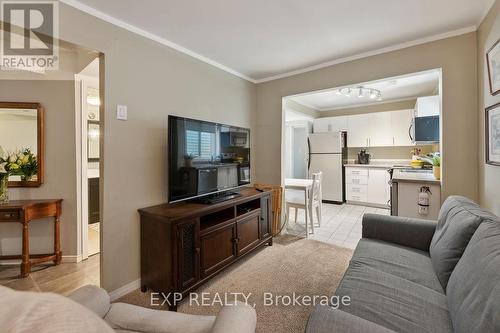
(306, 196, 500, 333)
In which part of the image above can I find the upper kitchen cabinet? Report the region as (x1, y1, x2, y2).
(346, 112, 392, 147)
(415, 96, 439, 117)
(366, 112, 393, 147)
(391, 109, 414, 146)
(346, 114, 370, 147)
(313, 116, 348, 133)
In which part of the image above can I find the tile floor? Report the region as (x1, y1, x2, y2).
(285, 203, 390, 249)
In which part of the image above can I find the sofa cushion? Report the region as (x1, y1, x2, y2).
(352, 239, 444, 293)
(430, 196, 496, 289)
(446, 220, 500, 333)
(335, 261, 453, 333)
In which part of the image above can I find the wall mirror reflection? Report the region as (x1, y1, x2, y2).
(0, 102, 44, 187)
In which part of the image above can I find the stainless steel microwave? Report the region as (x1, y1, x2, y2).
(410, 116, 440, 144)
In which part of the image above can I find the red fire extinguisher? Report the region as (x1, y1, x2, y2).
(418, 186, 432, 215)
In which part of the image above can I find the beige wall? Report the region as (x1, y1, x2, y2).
(0, 80, 77, 256)
(51, 4, 256, 292)
(256, 33, 478, 203)
(318, 99, 417, 117)
(478, 0, 500, 215)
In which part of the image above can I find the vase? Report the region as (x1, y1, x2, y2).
(0, 175, 8, 204)
(433, 166, 441, 180)
(185, 160, 193, 167)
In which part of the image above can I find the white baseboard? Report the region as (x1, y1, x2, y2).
(109, 279, 141, 301)
(62, 254, 83, 263)
(0, 254, 82, 265)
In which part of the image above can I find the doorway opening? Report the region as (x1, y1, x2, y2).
(281, 69, 443, 247)
(76, 57, 103, 268)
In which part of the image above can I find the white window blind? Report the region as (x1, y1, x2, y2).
(185, 130, 215, 159)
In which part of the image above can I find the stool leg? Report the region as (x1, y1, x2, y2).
(54, 216, 62, 265)
(21, 223, 30, 278)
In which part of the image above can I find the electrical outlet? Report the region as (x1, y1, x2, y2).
(116, 105, 127, 120)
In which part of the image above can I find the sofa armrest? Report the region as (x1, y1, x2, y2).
(211, 301, 256, 333)
(105, 302, 216, 333)
(67, 285, 111, 318)
(305, 306, 396, 333)
(362, 213, 437, 251)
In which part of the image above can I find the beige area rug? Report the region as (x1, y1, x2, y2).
(118, 236, 353, 333)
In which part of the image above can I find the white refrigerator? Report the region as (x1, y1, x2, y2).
(308, 132, 346, 203)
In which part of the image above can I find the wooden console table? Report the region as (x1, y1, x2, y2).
(139, 188, 273, 311)
(0, 199, 63, 277)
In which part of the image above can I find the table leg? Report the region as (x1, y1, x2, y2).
(21, 223, 30, 278)
(54, 216, 62, 265)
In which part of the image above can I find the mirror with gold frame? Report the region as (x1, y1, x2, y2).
(0, 102, 44, 187)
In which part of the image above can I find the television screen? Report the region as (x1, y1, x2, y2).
(168, 115, 250, 202)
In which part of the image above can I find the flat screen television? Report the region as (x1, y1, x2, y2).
(168, 115, 251, 203)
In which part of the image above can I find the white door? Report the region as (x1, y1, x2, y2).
(367, 168, 390, 206)
(309, 154, 343, 202)
(347, 114, 370, 147)
(368, 112, 393, 147)
(391, 110, 414, 146)
(309, 133, 341, 153)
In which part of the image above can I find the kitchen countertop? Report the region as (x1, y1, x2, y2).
(344, 159, 411, 169)
(391, 169, 441, 185)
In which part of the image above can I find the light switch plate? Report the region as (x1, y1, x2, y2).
(116, 105, 127, 120)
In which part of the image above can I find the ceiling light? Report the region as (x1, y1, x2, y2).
(336, 86, 382, 101)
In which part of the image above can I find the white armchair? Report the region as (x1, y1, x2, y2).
(68, 285, 257, 333)
(0, 285, 256, 333)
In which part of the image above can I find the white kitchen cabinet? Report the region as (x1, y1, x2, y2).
(367, 112, 393, 147)
(345, 166, 390, 208)
(367, 168, 390, 206)
(391, 110, 414, 146)
(347, 114, 370, 147)
(313, 116, 348, 133)
(415, 96, 439, 117)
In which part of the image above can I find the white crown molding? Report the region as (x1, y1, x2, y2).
(60, 1, 479, 85)
(255, 26, 476, 83)
(59, 0, 257, 83)
(477, 0, 496, 27)
(108, 278, 141, 301)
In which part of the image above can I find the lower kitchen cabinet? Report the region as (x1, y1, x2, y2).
(346, 166, 390, 208)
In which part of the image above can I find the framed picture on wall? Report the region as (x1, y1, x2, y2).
(487, 38, 500, 95)
(486, 102, 500, 166)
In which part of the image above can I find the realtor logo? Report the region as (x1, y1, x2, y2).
(0, 1, 59, 70)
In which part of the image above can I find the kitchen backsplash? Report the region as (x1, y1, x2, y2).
(347, 144, 438, 160)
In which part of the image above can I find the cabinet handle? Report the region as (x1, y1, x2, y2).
(194, 247, 200, 255)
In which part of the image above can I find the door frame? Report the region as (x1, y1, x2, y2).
(75, 70, 100, 262)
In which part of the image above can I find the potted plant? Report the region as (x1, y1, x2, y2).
(421, 153, 441, 180)
(184, 153, 197, 167)
(0, 147, 21, 204)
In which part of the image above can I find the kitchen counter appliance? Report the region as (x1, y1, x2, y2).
(357, 149, 371, 164)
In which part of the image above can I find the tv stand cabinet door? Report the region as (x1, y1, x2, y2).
(260, 194, 272, 239)
(176, 219, 200, 290)
(236, 211, 261, 256)
(200, 223, 237, 278)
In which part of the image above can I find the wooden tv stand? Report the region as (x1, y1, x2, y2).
(138, 187, 273, 310)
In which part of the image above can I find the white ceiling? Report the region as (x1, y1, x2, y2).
(289, 70, 440, 110)
(64, 0, 493, 82)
